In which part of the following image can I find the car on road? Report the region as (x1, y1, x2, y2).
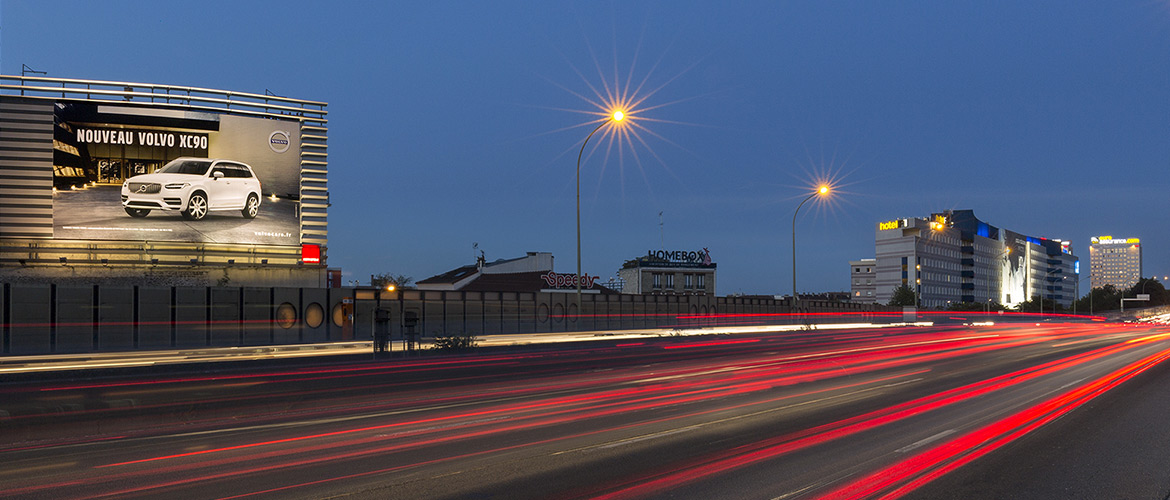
(120, 158, 262, 220)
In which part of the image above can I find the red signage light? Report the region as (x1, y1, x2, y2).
(301, 244, 321, 264)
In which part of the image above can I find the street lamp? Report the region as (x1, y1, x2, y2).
(792, 185, 831, 312)
(576, 110, 625, 310)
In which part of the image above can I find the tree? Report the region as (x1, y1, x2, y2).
(1127, 278, 1169, 307)
(371, 273, 414, 290)
(1013, 295, 1062, 313)
(887, 285, 917, 307)
(1074, 285, 1118, 313)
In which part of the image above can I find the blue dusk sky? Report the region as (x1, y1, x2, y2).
(2, 1, 1168, 294)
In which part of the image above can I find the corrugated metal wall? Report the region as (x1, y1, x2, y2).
(0, 97, 54, 238)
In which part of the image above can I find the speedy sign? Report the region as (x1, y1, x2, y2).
(541, 272, 598, 289)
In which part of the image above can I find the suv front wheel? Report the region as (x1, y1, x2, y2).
(242, 194, 259, 219)
(182, 192, 208, 220)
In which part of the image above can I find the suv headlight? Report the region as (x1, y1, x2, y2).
(164, 183, 189, 190)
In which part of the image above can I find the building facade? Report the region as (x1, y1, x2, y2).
(1089, 236, 1142, 290)
(870, 210, 1078, 309)
(618, 249, 716, 295)
(849, 259, 877, 303)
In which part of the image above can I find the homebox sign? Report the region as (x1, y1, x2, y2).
(647, 248, 712, 265)
(75, 128, 209, 150)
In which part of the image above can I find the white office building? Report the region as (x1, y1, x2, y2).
(869, 210, 1078, 309)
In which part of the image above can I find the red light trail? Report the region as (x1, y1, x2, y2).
(1, 323, 1166, 500)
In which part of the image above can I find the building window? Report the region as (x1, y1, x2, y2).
(665, 273, 675, 288)
(685, 274, 694, 289)
(697, 274, 706, 289)
(652, 273, 662, 289)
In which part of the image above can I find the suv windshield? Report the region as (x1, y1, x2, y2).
(157, 159, 211, 175)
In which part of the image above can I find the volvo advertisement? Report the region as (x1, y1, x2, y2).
(51, 102, 301, 246)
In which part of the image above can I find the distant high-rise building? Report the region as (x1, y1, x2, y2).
(1089, 236, 1142, 290)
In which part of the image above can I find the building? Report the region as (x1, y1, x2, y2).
(849, 259, 877, 303)
(869, 210, 1078, 309)
(1089, 236, 1142, 290)
(618, 248, 716, 295)
(0, 75, 328, 287)
(417, 252, 614, 294)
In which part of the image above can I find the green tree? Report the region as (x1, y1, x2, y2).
(887, 285, 918, 307)
(1014, 295, 1062, 313)
(1127, 278, 1168, 307)
(371, 273, 414, 290)
(1073, 284, 1122, 313)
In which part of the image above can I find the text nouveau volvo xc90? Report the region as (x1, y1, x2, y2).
(121, 158, 262, 220)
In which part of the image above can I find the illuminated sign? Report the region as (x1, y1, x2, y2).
(301, 244, 321, 264)
(75, 127, 208, 150)
(269, 130, 291, 153)
(878, 219, 905, 231)
(52, 102, 302, 247)
(1091, 236, 1140, 245)
(540, 272, 597, 289)
(646, 248, 712, 265)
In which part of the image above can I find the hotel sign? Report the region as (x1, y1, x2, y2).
(878, 219, 906, 231)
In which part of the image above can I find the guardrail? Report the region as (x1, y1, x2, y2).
(0, 75, 326, 122)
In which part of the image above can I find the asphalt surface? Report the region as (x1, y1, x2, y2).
(1, 323, 1169, 499)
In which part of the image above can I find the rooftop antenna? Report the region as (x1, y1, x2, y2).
(21, 64, 45, 77)
(658, 211, 664, 251)
(20, 64, 46, 96)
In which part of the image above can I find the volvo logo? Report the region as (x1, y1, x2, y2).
(137, 185, 149, 193)
(269, 130, 291, 153)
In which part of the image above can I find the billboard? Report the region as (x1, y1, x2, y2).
(51, 102, 301, 246)
(1000, 230, 1029, 307)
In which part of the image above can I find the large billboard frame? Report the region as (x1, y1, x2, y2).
(0, 76, 328, 269)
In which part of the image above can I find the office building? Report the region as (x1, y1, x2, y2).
(869, 210, 1078, 309)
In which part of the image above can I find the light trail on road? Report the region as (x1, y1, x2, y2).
(0, 323, 1166, 499)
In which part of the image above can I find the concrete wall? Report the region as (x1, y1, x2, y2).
(1, 283, 353, 355)
(1, 283, 893, 356)
(360, 290, 892, 341)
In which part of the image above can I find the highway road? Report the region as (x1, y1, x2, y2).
(2, 322, 1169, 499)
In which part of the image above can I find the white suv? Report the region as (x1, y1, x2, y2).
(121, 158, 262, 220)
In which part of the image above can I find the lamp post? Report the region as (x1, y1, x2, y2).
(792, 185, 830, 313)
(576, 110, 624, 311)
